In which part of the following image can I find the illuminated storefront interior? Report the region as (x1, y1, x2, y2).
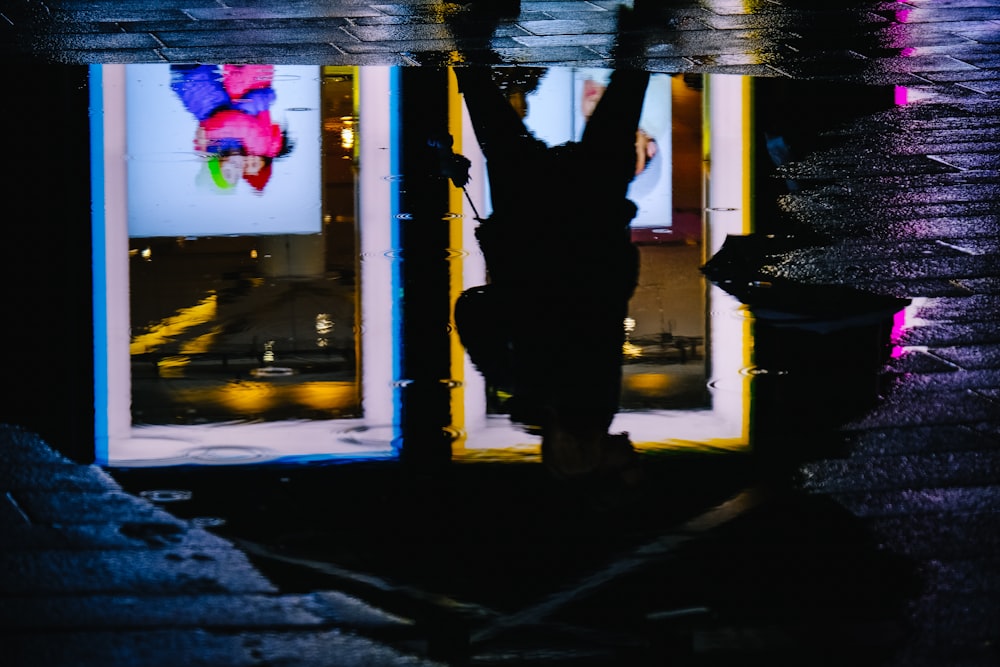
(91, 65, 753, 467)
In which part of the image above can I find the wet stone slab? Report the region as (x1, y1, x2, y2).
(839, 423, 1000, 458)
(772, 252, 1000, 289)
(799, 450, 1000, 495)
(885, 349, 964, 374)
(0, 427, 72, 464)
(0, 593, 328, 630)
(25, 31, 163, 52)
(867, 513, 1000, 561)
(901, 590, 1000, 649)
(901, 321, 1000, 346)
(933, 342, 1000, 369)
(833, 485, 1000, 519)
(911, 294, 1000, 321)
(0, 520, 212, 552)
(0, 548, 277, 595)
(1, 628, 440, 667)
(9, 7, 196, 26)
(158, 44, 398, 65)
(0, 462, 121, 492)
(916, 556, 1000, 598)
(950, 276, 1000, 295)
(36, 47, 167, 64)
(11, 490, 185, 525)
(847, 390, 1000, 429)
(154, 24, 359, 48)
(510, 32, 617, 48)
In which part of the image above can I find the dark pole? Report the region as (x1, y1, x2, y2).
(396, 67, 456, 471)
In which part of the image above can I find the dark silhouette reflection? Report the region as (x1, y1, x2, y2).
(449, 67, 650, 481)
(661, 489, 919, 665)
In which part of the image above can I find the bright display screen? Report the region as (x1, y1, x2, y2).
(125, 64, 322, 238)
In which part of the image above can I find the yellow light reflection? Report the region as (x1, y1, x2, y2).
(214, 382, 278, 414)
(289, 381, 359, 411)
(448, 67, 467, 448)
(156, 355, 190, 379)
(180, 326, 222, 355)
(174, 381, 360, 416)
(130, 293, 218, 355)
(624, 372, 672, 396)
(645, 438, 749, 454)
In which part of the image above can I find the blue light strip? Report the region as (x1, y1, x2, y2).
(89, 64, 110, 465)
(389, 66, 403, 453)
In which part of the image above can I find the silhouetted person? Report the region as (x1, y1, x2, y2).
(450, 66, 650, 482)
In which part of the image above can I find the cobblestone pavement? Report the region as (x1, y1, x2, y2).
(1, 1, 999, 665)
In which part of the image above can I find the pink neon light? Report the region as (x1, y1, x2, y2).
(894, 85, 908, 106)
(889, 306, 908, 358)
(895, 1, 912, 104)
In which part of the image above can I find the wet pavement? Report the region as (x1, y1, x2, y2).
(3, 1, 1000, 666)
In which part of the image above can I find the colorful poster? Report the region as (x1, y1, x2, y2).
(125, 64, 322, 238)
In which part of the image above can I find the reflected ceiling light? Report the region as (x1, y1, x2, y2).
(315, 313, 334, 334)
(623, 341, 643, 359)
(340, 118, 355, 151)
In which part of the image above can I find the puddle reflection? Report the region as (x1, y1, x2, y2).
(90, 65, 909, 467)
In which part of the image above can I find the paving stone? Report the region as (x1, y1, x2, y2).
(0, 462, 121, 492)
(0, 548, 277, 595)
(0, 628, 441, 667)
(0, 427, 72, 464)
(901, 321, 1000, 345)
(39, 48, 168, 64)
(0, 521, 192, 551)
(867, 513, 1000, 560)
(800, 450, 1000, 494)
(41, 8, 196, 25)
(10, 490, 182, 525)
(933, 341, 1000, 368)
(833, 485, 1000, 518)
(158, 44, 388, 65)
(840, 423, 1000, 457)
(912, 294, 1000, 321)
(0, 593, 327, 630)
(848, 390, 1000, 428)
(156, 25, 360, 49)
